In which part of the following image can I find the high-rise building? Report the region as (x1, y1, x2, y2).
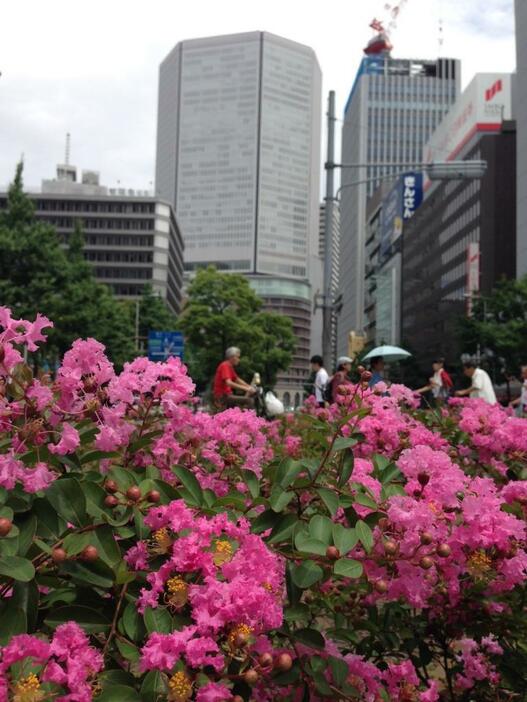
(338, 48, 460, 354)
(0, 165, 185, 315)
(155, 31, 322, 396)
(515, 0, 527, 277)
(401, 74, 515, 369)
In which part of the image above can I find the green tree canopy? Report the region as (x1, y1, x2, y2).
(456, 276, 527, 377)
(179, 267, 296, 390)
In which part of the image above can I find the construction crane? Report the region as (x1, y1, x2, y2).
(365, 1, 409, 55)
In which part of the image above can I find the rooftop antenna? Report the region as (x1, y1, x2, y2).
(438, 0, 444, 55)
(65, 132, 71, 166)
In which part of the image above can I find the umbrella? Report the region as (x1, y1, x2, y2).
(362, 345, 412, 363)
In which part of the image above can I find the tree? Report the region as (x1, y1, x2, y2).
(456, 276, 527, 378)
(137, 285, 178, 341)
(179, 267, 295, 390)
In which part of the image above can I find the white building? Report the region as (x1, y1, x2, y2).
(155, 31, 322, 397)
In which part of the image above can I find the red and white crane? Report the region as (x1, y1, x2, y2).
(364, 1, 409, 55)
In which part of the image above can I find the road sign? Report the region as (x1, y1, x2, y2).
(147, 331, 184, 361)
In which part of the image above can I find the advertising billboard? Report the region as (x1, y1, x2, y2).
(466, 242, 480, 316)
(379, 173, 422, 260)
(147, 331, 184, 361)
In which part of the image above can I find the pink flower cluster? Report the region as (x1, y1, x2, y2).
(0, 621, 103, 702)
(126, 500, 284, 686)
(453, 635, 503, 691)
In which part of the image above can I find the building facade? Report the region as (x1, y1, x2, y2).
(339, 52, 460, 354)
(515, 0, 527, 277)
(319, 202, 341, 363)
(0, 166, 185, 315)
(401, 72, 515, 370)
(155, 31, 322, 395)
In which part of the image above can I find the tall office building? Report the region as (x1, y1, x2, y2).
(338, 45, 460, 354)
(515, 0, 527, 277)
(156, 31, 322, 397)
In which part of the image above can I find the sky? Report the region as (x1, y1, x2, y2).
(0, 0, 516, 192)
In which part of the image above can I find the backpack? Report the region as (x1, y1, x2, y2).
(441, 369, 453, 389)
(323, 376, 334, 403)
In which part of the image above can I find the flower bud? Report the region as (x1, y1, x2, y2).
(419, 556, 434, 570)
(104, 480, 118, 494)
(104, 495, 118, 508)
(420, 532, 433, 545)
(233, 632, 249, 648)
(80, 545, 98, 562)
(244, 669, 259, 685)
(147, 490, 161, 504)
(436, 544, 451, 558)
(326, 546, 340, 560)
(274, 653, 293, 672)
(258, 653, 273, 669)
(417, 472, 430, 487)
(52, 548, 67, 564)
(383, 540, 397, 556)
(0, 518, 12, 537)
(374, 579, 389, 594)
(126, 486, 142, 502)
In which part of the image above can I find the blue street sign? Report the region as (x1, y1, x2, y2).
(147, 331, 184, 361)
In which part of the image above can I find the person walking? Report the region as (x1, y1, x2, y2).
(330, 356, 353, 403)
(310, 355, 329, 407)
(509, 365, 527, 416)
(368, 357, 385, 388)
(417, 358, 453, 403)
(212, 347, 256, 411)
(455, 361, 497, 404)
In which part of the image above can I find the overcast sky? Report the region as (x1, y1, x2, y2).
(0, 0, 516, 191)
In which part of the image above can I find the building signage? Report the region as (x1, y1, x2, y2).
(466, 242, 480, 316)
(402, 172, 423, 219)
(423, 73, 511, 166)
(147, 331, 184, 361)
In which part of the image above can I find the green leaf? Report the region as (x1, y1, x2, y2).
(97, 685, 141, 701)
(144, 606, 173, 634)
(380, 464, 401, 484)
(173, 466, 203, 506)
(62, 532, 91, 557)
(44, 605, 111, 633)
(354, 493, 378, 510)
(291, 560, 324, 588)
(116, 639, 140, 663)
(333, 558, 363, 579)
(332, 524, 358, 555)
(329, 655, 349, 687)
(309, 655, 328, 674)
(317, 488, 339, 517)
(80, 450, 120, 465)
(267, 514, 298, 544)
(11, 580, 39, 631)
(16, 514, 37, 557)
(0, 556, 35, 582)
(356, 520, 374, 553)
(242, 469, 260, 498)
(283, 604, 310, 622)
(333, 436, 358, 452)
(108, 466, 137, 491)
(84, 482, 112, 519)
(140, 670, 167, 702)
(33, 498, 66, 539)
(338, 452, 354, 487)
(276, 459, 304, 488)
(295, 532, 327, 556)
(94, 524, 122, 567)
(121, 602, 146, 642)
(308, 515, 333, 545)
(269, 487, 295, 512)
(134, 508, 150, 540)
(0, 606, 26, 644)
(60, 559, 115, 588)
(293, 627, 325, 649)
(373, 454, 391, 472)
(45, 477, 87, 527)
(251, 509, 279, 534)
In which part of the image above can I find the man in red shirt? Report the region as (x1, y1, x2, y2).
(213, 347, 256, 411)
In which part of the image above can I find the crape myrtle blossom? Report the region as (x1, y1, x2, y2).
(0, 622, 103, 702)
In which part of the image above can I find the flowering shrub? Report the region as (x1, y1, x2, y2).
(0, 307, 527, 701)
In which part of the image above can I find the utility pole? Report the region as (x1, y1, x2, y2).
(135, 299, 140, 352)
(322, 91, 336, 368)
